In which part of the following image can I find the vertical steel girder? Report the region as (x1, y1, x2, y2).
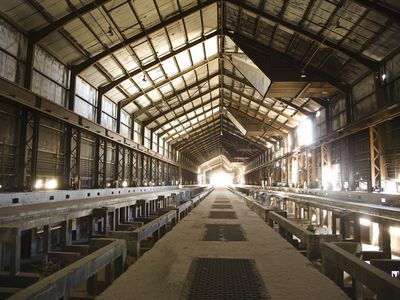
(65, 126, 81, 189)
(369, 126, 386, 189)
(115, 145, 125, 187)
(321, 143, 331, 186)
(157, 161, 162, 185)
(287, 157, 292, 187)
(142, 155, 149, 184)
(299, 152, 305, 187)
(151, 157, 157, 185)
(164, 162, 168, 185)
(306, 149, 315, 188)
(18, 110, 40, 191)
(95, 137, 107, 188)
(130, 150, 137, 186)
(137, 152, 143, 186)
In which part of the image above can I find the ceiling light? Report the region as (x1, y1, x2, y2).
(316, 110, 321, 117)
(107, 26, 114, 36)
(300, 73, 307, 78)
(381, 73, 387, 81)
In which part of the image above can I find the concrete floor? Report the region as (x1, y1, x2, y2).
(98, 188, 350, 300)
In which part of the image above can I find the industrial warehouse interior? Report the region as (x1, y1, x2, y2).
(0, 0, 400, 299)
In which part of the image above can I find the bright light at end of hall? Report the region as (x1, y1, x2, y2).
(210, 171, 233, 187)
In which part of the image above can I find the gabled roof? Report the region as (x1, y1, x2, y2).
(2, 0, 399, 163)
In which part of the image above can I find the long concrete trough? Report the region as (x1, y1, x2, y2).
(321, 242, 400, 300)
(8, 238, 126, 300)
(108, 188, 213, 257)
(268, 211, 340, 260)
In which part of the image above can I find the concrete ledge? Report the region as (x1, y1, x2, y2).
(269, 211, 340, 260)
(8, 239, 126, 300)
(48, 251, 81, 265)
(321, 242, 400, 300)
(61, 245, 90, 256)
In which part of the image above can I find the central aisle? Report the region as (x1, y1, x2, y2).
(98, 188, 349, 300)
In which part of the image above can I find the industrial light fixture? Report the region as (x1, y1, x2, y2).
(381, 73, 387, 81)
(300, 72, 307, 78)
(122, 181, 128, 188)
(44, 179, 58, 190)
(316, 110, 321, 117)
(107, 26, 114, 36)
(35, 178, 58, 190)
(35, 179, 43, 189)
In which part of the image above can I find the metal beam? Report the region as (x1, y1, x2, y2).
(225, 105, 286, 136)
(30, 0, 113, 42)
(173, 118, 220, 144)
(98, 30, 219, 94)
(184, 135, 221, 152)
(178, 127, 221, 151)
(160, 106, 219, 137)
(122, 54, 219, 107)
(152, 94, 220, 132)
(142, 73, 220, 123)
(272, 97, 311, 116)
(352, 0, 400, 25)
(228, 32, 350, 92)
(0, 77, 196, 173)
(223, 85, 293, 131)
(139, 70, 248, 124)
(310, 97, 329, 109)
(171, 117, 220, 146)
(227, 0, 379, 71)
(72, 0, 218, 73)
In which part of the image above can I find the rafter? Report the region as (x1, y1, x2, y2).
(178, 127, 221, 150)
(171, 117, 220, 146)
(152, 94, 220, 132)
(29, 0, 113, 42)
(123, 54, 218, 107)
(352, 0, 400, 25)
(98, 30, 219, 94)
(228, 32, 350, 92)
(271, 96, 311, 116)
(142, 74, 220, 123)
(160, 106, 220, 137)
(183, 135, 221, 152)
(225, 105, 286, 136)
(226, 0, 379, 71)
(223, 121, 271, 149)
(144, 69, 253, 126)
(223, 85, 293, 131)
(175, 118, 270, 152)
(72, 0, 217, 73)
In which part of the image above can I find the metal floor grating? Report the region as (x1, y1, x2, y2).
(184, 258, 270, 300)
(215, 197, 228, 201)
(214, 200, 230, 203)
(212, 204, 233, 209)
(203, 224, 246, 241)
(208, 211, 237, 219)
